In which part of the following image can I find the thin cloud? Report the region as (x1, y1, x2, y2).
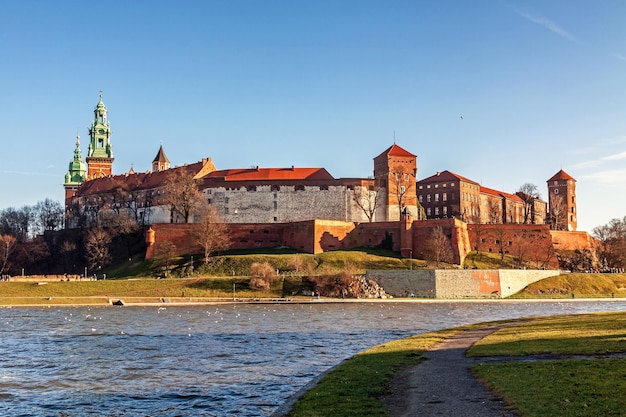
(614, 53, 626, 62)
(571, 159, 602, 170)
(580, 168, 626, 184)
(514, 9, 577, 42)
(571, 150, 626, 169)
(604, 151, 626, 161)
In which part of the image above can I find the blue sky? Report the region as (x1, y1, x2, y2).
(0, 0, 624, 232)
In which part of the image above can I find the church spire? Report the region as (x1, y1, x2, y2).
(152, 145, 171, 172)
(63, 134, 88, 209)
(64, 134, 87, 185)
(86, 91, 114, 179)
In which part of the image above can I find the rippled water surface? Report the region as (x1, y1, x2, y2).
(1, 301, 624, 416)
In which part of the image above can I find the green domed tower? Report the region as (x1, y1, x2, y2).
(86, 91, 114, 179)
(63, 134, 87, 201)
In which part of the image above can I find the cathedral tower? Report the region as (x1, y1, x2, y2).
(63, 134, 87, 201)
(86, 91, 114, 179)
(547, 169, 577, 231)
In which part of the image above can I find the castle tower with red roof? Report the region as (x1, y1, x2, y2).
(547, 169, 577, 231)
(373, 144, 418, 221)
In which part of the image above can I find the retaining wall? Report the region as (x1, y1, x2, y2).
(367, 269, 560, 298)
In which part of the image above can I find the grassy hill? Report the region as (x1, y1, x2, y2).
(104, 248, 431, 279)
(512, 272, 626, 298)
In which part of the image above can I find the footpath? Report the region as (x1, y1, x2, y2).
(382, 325, 517, 417)
(382, 325, 626, 417)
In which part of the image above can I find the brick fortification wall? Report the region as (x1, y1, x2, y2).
(146, 221, 317, 259)
(367, 269, 560, 298)
(146, 220, 401, 259)
(412, 219, 471, 265)
(145, 219, 471, 263)
(550, 230, 599, 251)
(467, 224, 559, 269)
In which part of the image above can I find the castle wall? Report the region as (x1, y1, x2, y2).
(549, 230, 599, 251)
(411, 218, 471, 265)
(467, 223, 559, 269)
(367, 269, 560, 298)
(203, 185, 376, 224)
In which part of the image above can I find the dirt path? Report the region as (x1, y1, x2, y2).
(383, 325, 518, 417)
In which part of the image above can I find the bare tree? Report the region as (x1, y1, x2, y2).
(84, 227, 112, 271)
(153, 240, 177, 276)
(549, 194, 568, 230)
(516, 183, 541, 224)
(193, 205, 229, 264)
(487, 200, 502, 224)
(0, 206, 33, 241)
(0, 234, 16, 275)
(490, 225, 508, 261)
(593, 216, 626, 268)
(60, 240, 77, 273)
(424, 226, 454, 268)
(511, 231, 532, 268)
(33, 199, 65, 235)
(161, 169, 203, 223)
(249, 262, 276, 290)
(352, 185, 381, 222)
(390, 164, 415, 219)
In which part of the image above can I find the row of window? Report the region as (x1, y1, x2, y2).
(418, 182, 456, 190)
(419, 193, 451, 203)
(426, 206, 448, 216)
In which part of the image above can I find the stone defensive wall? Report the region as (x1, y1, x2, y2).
(550, 230, 599, 251)
(366, 269, 560, 298)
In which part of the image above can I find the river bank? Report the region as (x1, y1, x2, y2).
(1, 295, 625, 308)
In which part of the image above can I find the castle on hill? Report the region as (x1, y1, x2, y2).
(64, 93, 577, 233)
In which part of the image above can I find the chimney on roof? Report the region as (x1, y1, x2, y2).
(436, 171, 441, 176)
(291, 165, 295, 170)
(256, 165, 259, 171)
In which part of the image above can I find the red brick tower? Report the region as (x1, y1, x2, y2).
(547, 169, 577, 231)
(373, 144, 418, 221)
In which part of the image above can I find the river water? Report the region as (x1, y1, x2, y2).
(1, 300, 624, 417)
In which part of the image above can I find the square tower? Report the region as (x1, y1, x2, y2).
(373, 144, 418, 221)
(547, 169, 577, 231)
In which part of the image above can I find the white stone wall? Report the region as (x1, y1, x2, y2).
(498, 270, 561, 298)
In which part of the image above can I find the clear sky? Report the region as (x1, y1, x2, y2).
(0, 0, 624, 232)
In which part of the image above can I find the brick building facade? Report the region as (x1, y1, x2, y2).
(417, 170, 548, 226)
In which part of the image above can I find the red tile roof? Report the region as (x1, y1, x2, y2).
(480, 186, 523, 202)
(547, 169, 575, 182)
(205, 167, 335, 181)
(375, 143, 416, 159)
(75, 161, 204, 196)
(419, 170, 478, 185)
(73, 163, 337, 197)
